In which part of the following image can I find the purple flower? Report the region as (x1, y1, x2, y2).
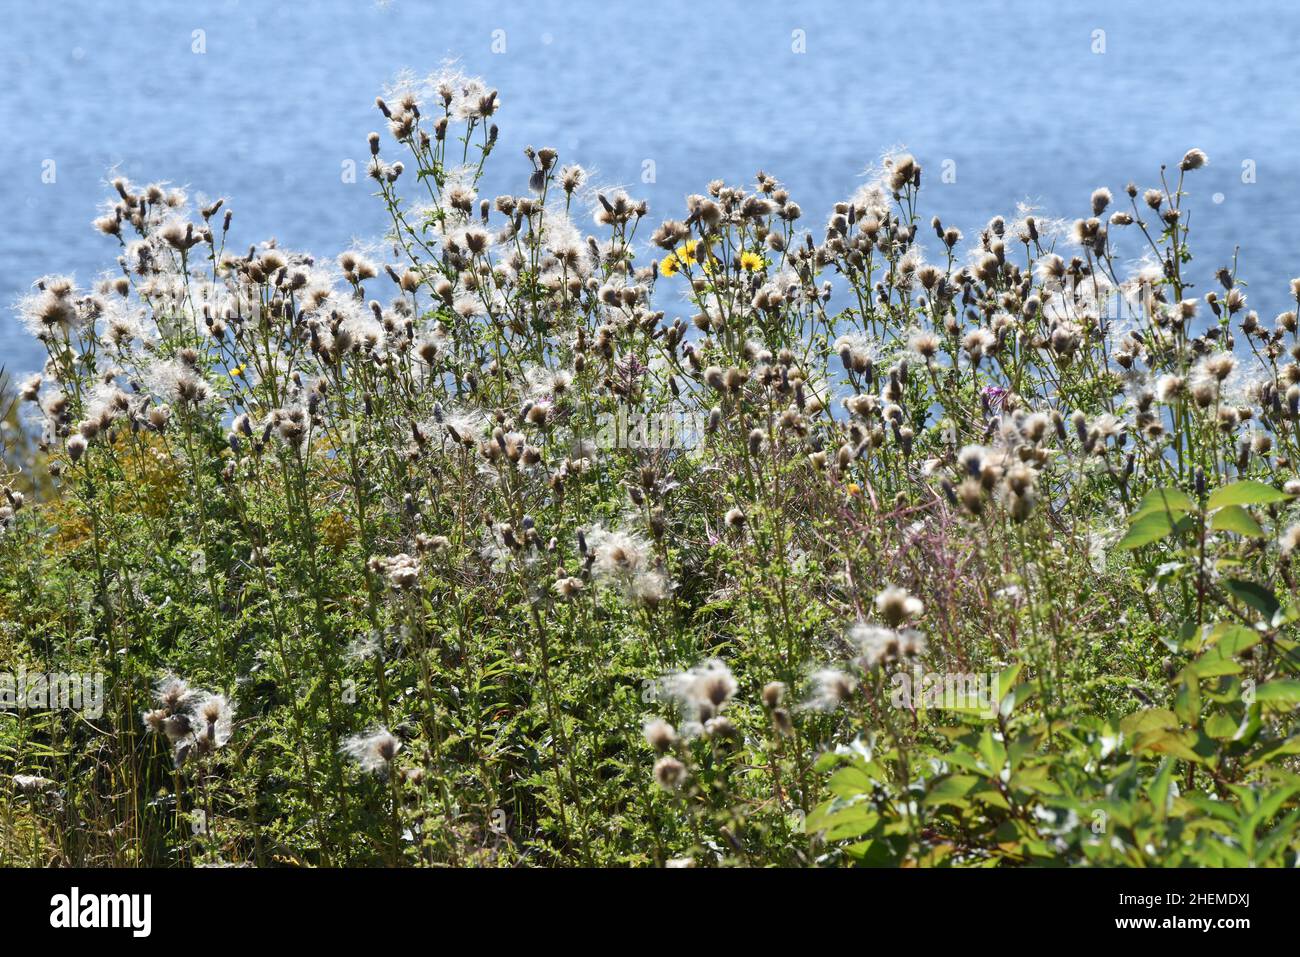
(982, 385, 1008, 412)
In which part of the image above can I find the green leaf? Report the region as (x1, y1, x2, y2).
(1186, 657, 1243, 678)
(843, 836, 907, 866)
(1147, 758, 1177, 822)
(1136, 730, 1203, 763)
(1224, 578, 1280, 620)
(999, 682, 1038, 718)
(1255, 680, 1300, 707)
(1132, 487, 1196, 519)
(925, 774, 979, 808)
(807, 802, 880, 841)
(1120, 708, 1179, 735)
(1207, 480, 1290, 510)
(1188, 624, 1259, 678)
(1245, 736, 1300, 770)
(977, 729, 1006, 774)
(828, 765, 874, 799)
(1247, 784, 1300, 830)
(1205, 711, 1239, 739)
(1117, 509, 1175, 550)
(1204, 623, 1261, 657)
(1175, 674, 1201, 724)
(802, 799, 838, 833)
(997, 663, 1023, 694)
(1210, 504, 1265, 537)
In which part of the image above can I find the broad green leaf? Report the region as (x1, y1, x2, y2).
(1224, 578, 1280, 620)
(1245, 737, 1300, 770)
(843, 836, 906, 866)
(1009, 766, 1060, 796)
(1207, 480, 1290, 510)
(813, 751, 846, 772)
(1248, 784, 1300, 829)
(1181, 793, 1241, 822)
(1203, 623, 1262, 657)
(925, 774, 979, 808)
(973, 782, 1011, 811)
(828, 765, 874, 799)
(1117, 509, 1174, 550)
(1132, 487, 1196, 519)
(1175, 618, 1206, 653)
(999, 682, 1038, 718)
(997, 663, 1023, 693)
(1188, 625, 1258, 678)
(1186, 657, 1243, 678)
(811, 803, 880, 841)
(1205, 711, 1239, 739)
(802, 799, 838, 833)
(977, 728, 1006, 774)
(1120, 708, 1178, 735)
(1210, 504, 1264, 537)
(1255, 680, 1300, 706)
(1136, 730, 1203, 763)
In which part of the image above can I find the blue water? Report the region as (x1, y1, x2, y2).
(3, 0, 1298, 374)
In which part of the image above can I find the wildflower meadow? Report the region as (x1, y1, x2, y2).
(2, 67, 1300, 870)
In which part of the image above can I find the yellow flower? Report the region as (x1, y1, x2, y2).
(740, 250, 765, 272)
(229, 364, 246, 378)
(659, 239, 713, 278)
(319, 511, 354, 552)
(847, 482, 862, 497)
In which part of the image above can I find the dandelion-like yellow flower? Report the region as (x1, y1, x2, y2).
(659, 239, 713, 278)
(229, 364, 246, 378)
(740, 251, 765, 272)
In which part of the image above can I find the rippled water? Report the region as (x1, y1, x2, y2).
(2, 0, 1298, 373)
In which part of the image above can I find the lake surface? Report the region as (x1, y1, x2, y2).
(3, 0, 1298, 374)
